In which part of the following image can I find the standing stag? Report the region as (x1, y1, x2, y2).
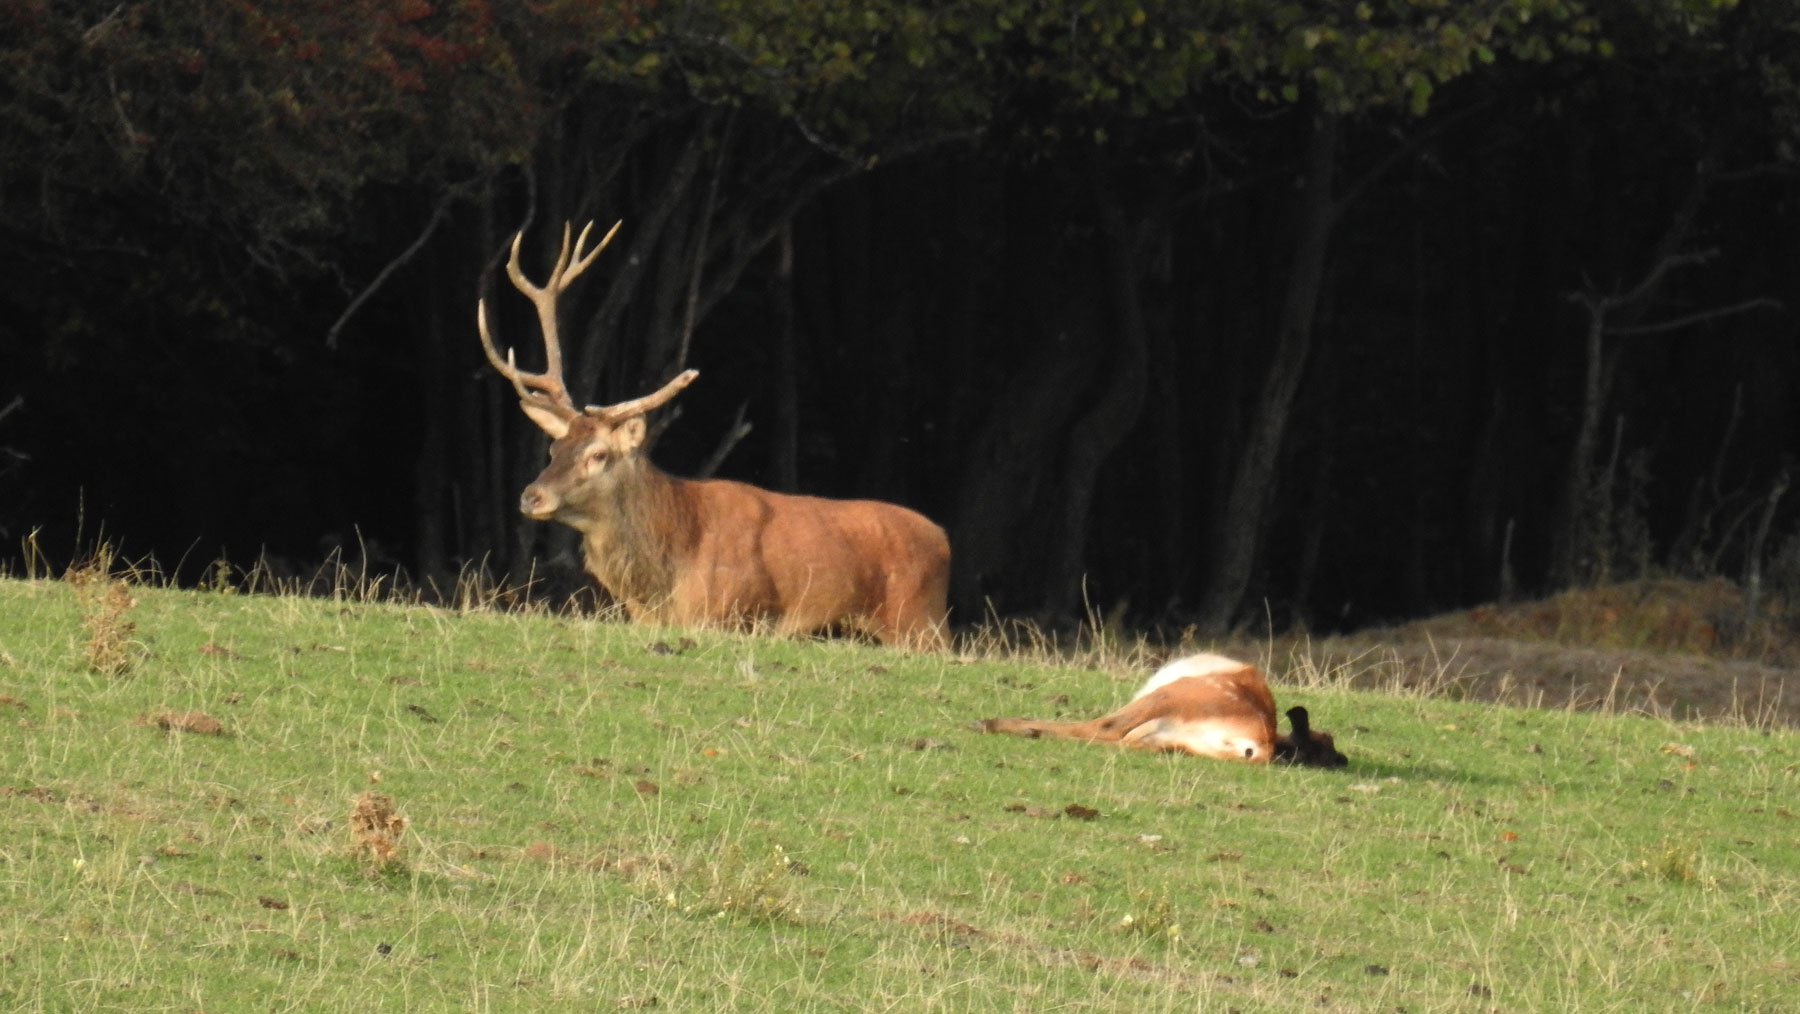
(477, 221, 952, 649)
(977, 653, 1347, 766)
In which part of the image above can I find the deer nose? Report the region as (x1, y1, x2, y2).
(519, 485, 558, 519)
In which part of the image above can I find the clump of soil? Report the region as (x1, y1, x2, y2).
(145, 711, 227, 735)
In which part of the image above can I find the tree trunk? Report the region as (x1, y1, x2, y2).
(411, 272, 452, 592)
(1044, 171, 1152, 619)
(1550, 307, 1606, 586)
(1141, 228, 1186, 613)
(949, 339, 1097, 617)
(771, 221, 800, 491)
(1195, 113, 1339, 633)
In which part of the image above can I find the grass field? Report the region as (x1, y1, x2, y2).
(2, 573, 1797, 1012)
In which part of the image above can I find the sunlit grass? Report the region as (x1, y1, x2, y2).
(1, 573, 1797, 1012)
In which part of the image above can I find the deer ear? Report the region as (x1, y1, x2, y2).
(614, 414, 647, 452)
(520, 400, 571, 439)
(1286, 706, 1313, 739)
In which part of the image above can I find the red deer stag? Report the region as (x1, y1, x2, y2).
(977, 653, 1346, 766)
(477, 221, 951, 649)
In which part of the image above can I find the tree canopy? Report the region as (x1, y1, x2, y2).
(3, 0, 1797, 634)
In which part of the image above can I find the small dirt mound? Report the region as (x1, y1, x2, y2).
(146, 711, 227, 735)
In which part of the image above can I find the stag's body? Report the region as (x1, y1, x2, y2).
(978, 653, 1346, 766)
(481, 221, 950, 649)
(536, 452, 950, 644)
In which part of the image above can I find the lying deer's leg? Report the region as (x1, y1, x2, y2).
(977, 689, 1182, 744)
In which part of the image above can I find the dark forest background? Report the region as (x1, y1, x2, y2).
(4, 0, 1800, 636)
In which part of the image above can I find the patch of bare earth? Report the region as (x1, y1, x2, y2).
(1299, 579, 1799, 727)
(143, 711, 228, 735)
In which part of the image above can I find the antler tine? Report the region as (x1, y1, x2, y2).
(480, 220, 625, 418)
(563, 220, 621, 288)
(587, 369, 700, 422)
(475, 295, 569, 409)
(497, 224, 597, 412)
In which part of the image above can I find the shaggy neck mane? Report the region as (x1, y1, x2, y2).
(579, 458, 697, 609)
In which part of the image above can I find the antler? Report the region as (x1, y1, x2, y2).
(476, 220, 621, 417)
(586, 369, 700, 422)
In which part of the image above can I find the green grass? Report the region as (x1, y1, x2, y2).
(1, 576, 1797, 1012)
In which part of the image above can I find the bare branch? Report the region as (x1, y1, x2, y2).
(677, 110, 734, 372)
(1608, 248, 1717, 313)
(1335, 96, 1497, 217)
(693, 399, 754, 480)
(326, 193, 454, 349)
(1604, 297, 1782, 337)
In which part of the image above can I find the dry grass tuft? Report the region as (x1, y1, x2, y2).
(67, 550, 138, 677)
(349, 791, 408, 873)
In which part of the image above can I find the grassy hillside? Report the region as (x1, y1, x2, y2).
(2, 575, 1797, 1012)
(1304, 578, 1800, 727)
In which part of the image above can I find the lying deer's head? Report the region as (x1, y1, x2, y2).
(1275, 706, 1348, 768)
(476, 221, 696, 523)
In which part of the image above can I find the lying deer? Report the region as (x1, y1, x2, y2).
(477, 221, 951, 649)
(977, 652, 1346, 766)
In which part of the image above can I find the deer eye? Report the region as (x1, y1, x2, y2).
(588, 448, 610, 466)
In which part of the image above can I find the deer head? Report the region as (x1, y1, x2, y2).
(1275, 706, 1348, 768)
(477, 221, 697, 523)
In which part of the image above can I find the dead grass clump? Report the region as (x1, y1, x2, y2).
(146, 711, 227, 735)
(648, 844, 805, 925)
(349, 791, 408, 873)
(67, 551, 137, 677)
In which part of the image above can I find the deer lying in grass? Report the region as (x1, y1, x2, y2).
(477, 221, 951, 649)
(977, 653, 1347, 767)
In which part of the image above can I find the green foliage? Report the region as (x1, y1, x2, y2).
(1, 577, 1797, 1010)
(0, 0, 547, 270)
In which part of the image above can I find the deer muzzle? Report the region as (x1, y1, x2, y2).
(519, 484, 561, 520)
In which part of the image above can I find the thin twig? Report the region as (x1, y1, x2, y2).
(677, 110, 734, 372)
(325, 192, 456, 349)
(1607, 248, 1717, 313)
(1603, 297, 1781, 337)
(693, 400, 754, 480)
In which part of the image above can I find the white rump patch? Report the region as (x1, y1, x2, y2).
(1133, 652, 1253, 700)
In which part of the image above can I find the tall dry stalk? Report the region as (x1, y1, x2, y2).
(67, 549, 137, 677)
